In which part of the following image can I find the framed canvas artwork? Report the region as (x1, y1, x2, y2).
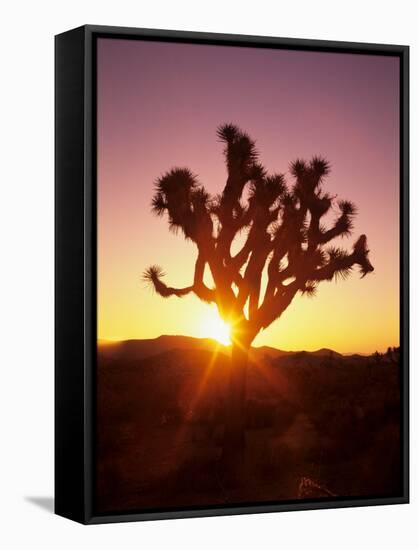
(55, 25, 409, 523)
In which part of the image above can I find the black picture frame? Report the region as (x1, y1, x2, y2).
(55, 24, 409, 524)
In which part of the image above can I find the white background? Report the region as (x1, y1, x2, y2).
(0, 1, 416, 548)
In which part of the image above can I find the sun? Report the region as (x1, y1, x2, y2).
(199, 307, 231, 346)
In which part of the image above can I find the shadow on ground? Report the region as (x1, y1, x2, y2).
(25, 496, 54, 514)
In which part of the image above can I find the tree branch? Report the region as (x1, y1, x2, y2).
(193, 253, 216, 303)
(309, 235, 374, 282)
(143, 254, 217, 303)
(252, 281, 300, 333)
(142, 265, 194, 298)
(317, 201, 356, 244)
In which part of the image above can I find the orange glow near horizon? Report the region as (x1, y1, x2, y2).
(97, 39, 400, 355)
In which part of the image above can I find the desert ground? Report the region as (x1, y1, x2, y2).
(96, 336, 401, 514)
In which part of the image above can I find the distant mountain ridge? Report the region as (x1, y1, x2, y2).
(98, 335, 220, 361)
(98, 334, 363, 363)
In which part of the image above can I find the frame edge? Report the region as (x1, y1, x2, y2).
(55, 25, 88, 525)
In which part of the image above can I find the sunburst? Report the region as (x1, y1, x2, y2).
(199, 307, 231, 346)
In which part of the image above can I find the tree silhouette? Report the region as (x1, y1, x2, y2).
(143, 123, 374, 471)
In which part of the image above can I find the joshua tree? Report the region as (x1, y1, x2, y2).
(143, 123, 374, 470)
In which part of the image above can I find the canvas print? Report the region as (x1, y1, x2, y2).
(96, 38, 401, 513)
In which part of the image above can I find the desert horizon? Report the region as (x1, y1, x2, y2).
(97, 333, 399, 358)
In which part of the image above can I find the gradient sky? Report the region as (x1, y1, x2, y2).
(97, 38, 400, 354)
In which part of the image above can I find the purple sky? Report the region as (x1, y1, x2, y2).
(97, 38, 399, 353)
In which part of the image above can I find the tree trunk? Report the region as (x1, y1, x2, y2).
(221, 341, 249, 481)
